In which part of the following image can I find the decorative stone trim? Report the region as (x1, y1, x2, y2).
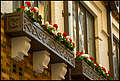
(11, 36, 31, 62)
(71, 60, 106, 80)
(4, 12, 75, 68)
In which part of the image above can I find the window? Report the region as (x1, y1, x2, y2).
(13, 1, 51, 23)
(72, 2, 96, 59)
(113, 34, 119, 80)
(38, 1, 51, 24)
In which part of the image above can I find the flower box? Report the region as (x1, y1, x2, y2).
(4, 12, 75, 68)
(71, 60, 106, 80)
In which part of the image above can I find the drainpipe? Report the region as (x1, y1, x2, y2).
(107, 2, 114, 80)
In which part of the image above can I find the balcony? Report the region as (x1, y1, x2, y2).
(4, 12, 75, 68)
(71, 60, 106, 80)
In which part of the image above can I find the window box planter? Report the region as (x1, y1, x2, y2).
(71, 60, 106, 80)
(4, 12, 75, 68)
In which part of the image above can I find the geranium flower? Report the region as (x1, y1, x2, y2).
(34, 7, 39, 12)
(107, 77, 109, 80)
(49, 22, 52, 25)
(65, 37, 68, 41)
(69, 39, 72, 42)
(90, 56, 94, 61)
(20, 6, 26, 10)
(25, 2, 31, 8)
(63, 32, 67, 37)
(50, 28, 53, 30)
(108, 70, 111, 75)
(30, 7, 38, 13)
(96, 63, 99, 66)
(45, 25, 47, 29)
(102, 67, 106, 72)
(53, 24, 58, 30)
(76, 52, 84, 56)
(76, 52, 80, 55)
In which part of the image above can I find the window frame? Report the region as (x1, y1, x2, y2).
(72, 2, 96, 60)
(20, 1, 51, 22)
(113, 34, 119, 80)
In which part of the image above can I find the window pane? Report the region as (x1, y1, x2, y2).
(13, 1, 21, 10)
(38, 1, 50, 24)
(87, 12, 95, 58)
(113, 41, 119, 80)
(78, 7, 85, 52)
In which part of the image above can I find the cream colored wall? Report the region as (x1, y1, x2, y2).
(80, 1, 119, 71)
(1, 1, 13, 13)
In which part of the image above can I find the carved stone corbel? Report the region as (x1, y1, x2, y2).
(51, 63, 67, 80)
(33, 50, 50, 73)
(11, 36, 31, 61)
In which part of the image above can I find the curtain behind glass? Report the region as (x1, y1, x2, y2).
(38, 1, 49, 24)
(78, 7, 85, 52)
(87, 12, 95, 58)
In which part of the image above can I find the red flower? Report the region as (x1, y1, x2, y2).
(65, 37, 68, 41)
(76, 52, 84, 56)
(30, 8, 37, 13)
(20, 6, 26, 9)
(79, 52, 84, 55)
(108, 70, 111, 75)
(49, 22, 52, 25)
(50, 28, 52, 30)
(106, 73, 108, 76)
(25, 2, 31, 8)
(63, 32, 67, 37)
(90, 56, 94, 61)
(93, 65, 96, 68)
(76, 52, 80, 55)
(107, 77, 109, 80)
(72, 42, 75, 46)
(102, 67, 106, 72)
(69, 39, 72, 42)
(45, 25, 47, 29)
(53, 24, 58, 30)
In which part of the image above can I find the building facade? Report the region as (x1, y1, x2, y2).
(1, 1, 119, 80)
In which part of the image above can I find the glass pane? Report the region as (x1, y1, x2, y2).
(113, 41, 119, 80)
(13, 1, 21, 10)
(38, 1, 49, 24)
(113, 55, 118, 80)
(87, 12, 95, 58)
(78, 7, 85, 52)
